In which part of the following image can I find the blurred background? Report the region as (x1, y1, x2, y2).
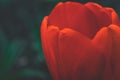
(0, 0, 120, 80)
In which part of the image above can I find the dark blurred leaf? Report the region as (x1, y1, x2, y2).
(19, 69, 47, 80)
(0, 28, 8, 50)
(115, 5, 120, 17)
(47, 0, 65, 2)
(0, 40, 26, 77)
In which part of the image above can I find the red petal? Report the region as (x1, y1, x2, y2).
(58, 28, 105, 80)
(105, 8, 120, 25)
(85, 2, 112, 28)
(41, 16, 60, 80)
(48, 2, 99, 38)
(92, 27, 114, 80)
(109, 25, 120, 80)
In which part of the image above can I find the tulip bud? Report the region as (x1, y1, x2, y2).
(41, 1, 120, 80)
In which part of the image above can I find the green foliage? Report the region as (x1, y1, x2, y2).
(0, 39, 26, 79)
(19, 69, 47, 79)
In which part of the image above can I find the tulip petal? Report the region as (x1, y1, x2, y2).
(85, 2, 112, 28)
(92, 27, 114, 80)
(105, 8, 120, 25)
(48, 2, 99, 38)
(58, 28, 105, 80)
(109, 25, 120, 80)
(47, 26, 62, 80)
(41, 16, 60, 80)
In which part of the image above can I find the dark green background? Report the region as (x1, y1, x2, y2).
(0, 0, 120, 80)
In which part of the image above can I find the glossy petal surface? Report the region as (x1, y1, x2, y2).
(48, 2, 99, 38)
(109, 25, 120, 80)
(92, 27, 113, 80)
(85, 2, 112, 28)
(41, 16, 60, 80)
(58, 28, 105, 80)
(105, 8, 120, 25)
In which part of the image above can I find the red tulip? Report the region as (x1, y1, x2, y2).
(41, 1, 120, 80)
